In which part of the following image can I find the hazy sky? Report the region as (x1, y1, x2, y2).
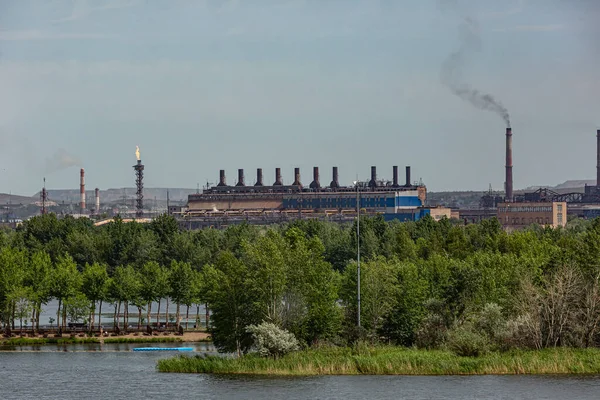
(0, 0, 598, 195)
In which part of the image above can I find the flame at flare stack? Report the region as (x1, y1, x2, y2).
(136, 146, 140, 161)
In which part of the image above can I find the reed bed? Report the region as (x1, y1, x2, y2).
(157, 346, 600, 375)
(103, 337, 183, 344)
(0, 337, 100, 346)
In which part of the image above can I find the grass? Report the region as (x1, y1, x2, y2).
(157, 346, 600, 375)
(0, 336, 209, 346)
(0, 337, 100, 346)
(103, 337, 183, 344)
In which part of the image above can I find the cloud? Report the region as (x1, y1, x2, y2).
(52, 0, 143, 23)
(478, 0, 525, 19)
(0, 30, 115, 41)
(493, 24, 565, 32)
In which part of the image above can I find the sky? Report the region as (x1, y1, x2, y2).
(0, 0, 599, 195)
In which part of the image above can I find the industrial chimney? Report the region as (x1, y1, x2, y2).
(292, 167, 302, 186)
(405, 166, 411, 187)
(330, 167, 340, 188)
(597, 130, 600, 188)
(95, 188, 100, 214)
(368, 166, 377, 189)
(80, 168, 86, 214)
(274, 168, 283, 186)
(309, 167, 320, 189)
(255, 168, 264, 186)
(217, 170, 226, 186)
(505, 128, 513, 202)
(392, 166, 399, 187)
(236, 169, 245, 186)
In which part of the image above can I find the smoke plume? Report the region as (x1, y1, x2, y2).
(441, 16, 511, 127)
(45, 148, 81, 173)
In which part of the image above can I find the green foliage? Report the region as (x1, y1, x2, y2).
(64, 293, 90, 323)
(446, 325, 490, 357)
(5, 213, 600, 356)
(246, 322, 300, 359)
(157, 347, 600, 375)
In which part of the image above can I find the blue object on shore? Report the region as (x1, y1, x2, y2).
(133, 347, 194, 352)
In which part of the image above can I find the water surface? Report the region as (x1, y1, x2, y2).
(1, 348, 599, 399)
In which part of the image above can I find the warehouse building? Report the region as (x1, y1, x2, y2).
(496, 201, 567, 231)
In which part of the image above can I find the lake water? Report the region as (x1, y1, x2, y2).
(1, 344, 599, 399)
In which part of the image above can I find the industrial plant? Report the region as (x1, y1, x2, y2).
(169, 165, 450, 229)
(4, 127, 600, 232)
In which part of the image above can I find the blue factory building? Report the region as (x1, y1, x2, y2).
(179, 165, 451, 228)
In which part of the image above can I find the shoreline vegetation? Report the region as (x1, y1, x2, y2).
(0, 331, 212, 346)
(157, 347, 600, 375)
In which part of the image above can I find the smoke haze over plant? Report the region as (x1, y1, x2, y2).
(441, 16, 511, 128)
(45, 149, 82, 173)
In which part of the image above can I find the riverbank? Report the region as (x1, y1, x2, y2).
(157, 346, 600, 375)
(0, 331, 211, 346)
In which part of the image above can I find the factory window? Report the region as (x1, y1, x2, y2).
(558, 213, 563, 225)
(545, 217, 550, 225)
(557, 204, 563, 212)
(530, 218, 533, 224)
(521, 218, 526, 224)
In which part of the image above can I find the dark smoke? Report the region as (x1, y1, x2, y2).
(441, 17, 511, 128)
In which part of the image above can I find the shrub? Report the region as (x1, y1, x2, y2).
(416, 299, 449, 349)
(446, 325, 490, 357)
(246, 322, 299, 359)
(473, 303, 509, 349)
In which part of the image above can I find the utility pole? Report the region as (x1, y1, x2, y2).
(356, 176, 361, 328)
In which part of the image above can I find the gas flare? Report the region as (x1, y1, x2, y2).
(136, 146, 140, 161)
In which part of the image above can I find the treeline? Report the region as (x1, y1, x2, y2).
(2, 214, 600, 356)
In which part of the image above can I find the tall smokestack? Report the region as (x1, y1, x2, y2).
(392, 166, 399, 187)
(80, 168, 86, 214)
(368, 166, 377, 189)
(597, 130, 600, 187)
(255, 168, 264, 186)
(236, 169, 245, 186)
(330, 166, 340, 188)
(292, 167, 302, 186)
(95, 188, 100, 214)
(218, 170, 226, 186)
(310, 167, 320, 189)
(274, 168, 283, 186)
(405, 166, 411, 187)
(505, 127, 513, 202)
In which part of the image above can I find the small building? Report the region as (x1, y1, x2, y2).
(497, 202, 567, 230)
(384, 206, 452, 222)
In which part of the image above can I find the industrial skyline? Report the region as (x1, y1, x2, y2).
(0, 0, 599, 195)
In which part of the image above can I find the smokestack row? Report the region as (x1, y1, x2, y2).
(216, 166, 415, 188)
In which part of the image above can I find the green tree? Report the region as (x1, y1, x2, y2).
(168, 260, 195, 329)
(109, 265, 141, 330)
(50, 254, 82, 330)
(81, 262, 109, 331)
(24, 251, 53, 332)
(341, 256, 400, 341)
(0, 247, 28, 329)
(202, 251, 255, 356)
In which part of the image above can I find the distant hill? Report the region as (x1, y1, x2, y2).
(0, 193, 37, 205)
(31, 188, 197, 204)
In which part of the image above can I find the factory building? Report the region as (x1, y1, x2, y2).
(180, 165, 449, 228)
(497, 201, 567, 231)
